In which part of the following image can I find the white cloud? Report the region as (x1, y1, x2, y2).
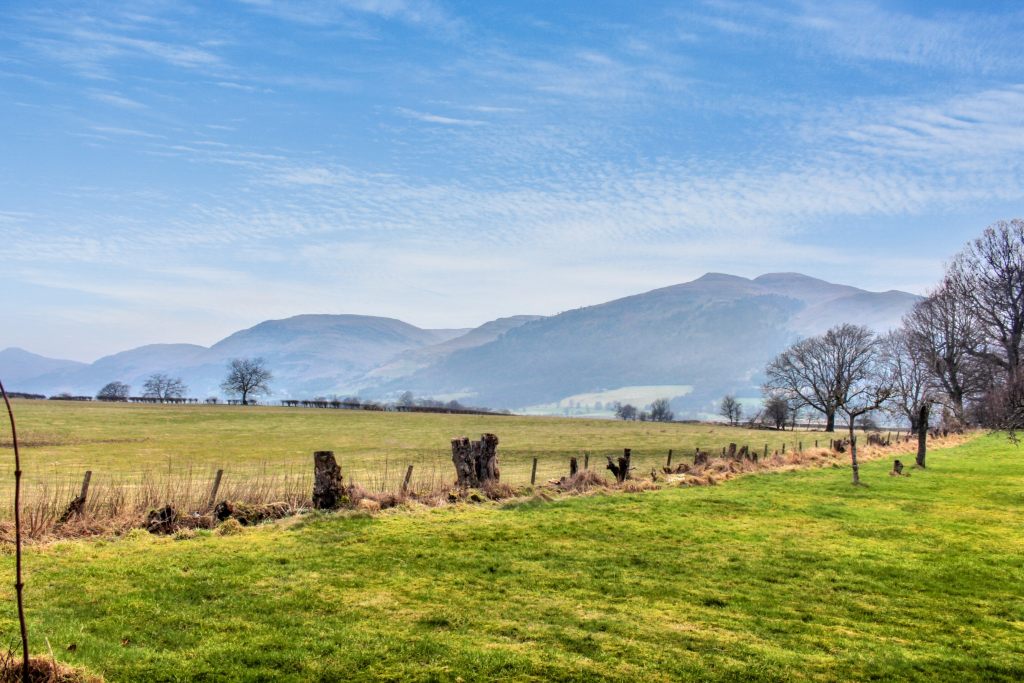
(396, 107, 487, 126)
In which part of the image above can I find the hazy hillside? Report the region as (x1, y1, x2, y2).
(377, 273, 918, 412)
(360, 316, 543, 383)
(0, 348, 87, 387)
(3, 273, 918, 409)
(7, 315, 470, 398)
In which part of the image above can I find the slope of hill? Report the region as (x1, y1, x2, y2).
(359, 315, 543, 383)
(8, 316, 472, 398)
(378, 273, 918, 411)
(0, 348, 87, 388)
(4, 273, 918, 408)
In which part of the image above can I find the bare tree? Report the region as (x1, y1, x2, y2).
(719, 395, 742, 425)
(880, 328, 932, 432)
(764, 324, 877, 432)
(142, 373, 187, 401)
(649, 398, 674, 422)
(949, 219, 1024, 379)
(903, 281, 986, 423)
(614, 402, 638, 421)
(97, 381, 131, 400)
(397, 391, 415, 407)
(762, 395, 790, 430)
(220, 358, 273, 405)
(835, 335, 893, 485)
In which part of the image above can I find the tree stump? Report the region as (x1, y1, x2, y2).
(694, 450, 708, 466)
(606, 448, 631, 482)
(891, 459, 904, 476)
(147, 505, 177, 534)
(313, 450, 343, 509)
(451, 434, 500, 487)
(569, 457, 578, 477)
(737, 445, 749, 460)
(727, 443, 737, 459)
(451, 437, 476, 486)
(477, 433, 500, 483)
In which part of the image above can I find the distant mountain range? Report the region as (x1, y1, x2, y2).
(1, 273, 919, 415)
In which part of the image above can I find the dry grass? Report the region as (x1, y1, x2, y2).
(0, 649, 99, 682)
(0, 398, 975, 541)
(667, 432, 973, 487)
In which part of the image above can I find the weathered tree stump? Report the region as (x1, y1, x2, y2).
(694, 449, 708, 466)
(451, 434, 501, 487)
(727, 443, 737, 459)
(477, 433, 500, 483)
(737, 445, 748, 460)
(570, 456, 579, 477)
(451, 437, 476, 486)
(606, 448, 632, 482)
(313, 450, 343, 509)
(891, 459, 904, 476)
(147, 505, 177, 534)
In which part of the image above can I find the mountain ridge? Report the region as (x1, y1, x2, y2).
(2, 273, 920, 411)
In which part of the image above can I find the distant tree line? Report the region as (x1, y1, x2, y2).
(612, 398, 674, 422)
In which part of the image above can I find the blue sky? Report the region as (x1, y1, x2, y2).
(3, 0, 1024, 361)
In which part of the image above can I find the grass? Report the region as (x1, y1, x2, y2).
(0, 426, 1021, 681)
(0, 400, 834, 491)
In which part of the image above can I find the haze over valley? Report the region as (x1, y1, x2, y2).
(3, 272, 917, 415)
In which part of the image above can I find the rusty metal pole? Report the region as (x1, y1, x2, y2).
(1, 379, 29, 683)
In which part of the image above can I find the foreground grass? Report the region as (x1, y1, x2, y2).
(1, 400, 832, 487)
(1, 434, 1021, 681)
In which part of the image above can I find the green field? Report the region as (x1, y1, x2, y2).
(0, 402, 1020, 681)
(0, 400, 824, 492)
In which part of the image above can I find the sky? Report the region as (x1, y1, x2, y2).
(2, 0, 1024, 362)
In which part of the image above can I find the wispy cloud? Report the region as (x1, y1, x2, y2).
(87, 90, 147, 108)
(396, 107, 487, 126)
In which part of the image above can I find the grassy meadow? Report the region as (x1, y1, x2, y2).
(0, 399, 833, 493)
(1, 401, 1021, 681)
(0, 431, 1018, 681)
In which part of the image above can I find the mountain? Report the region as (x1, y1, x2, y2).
(360, 316, 544, 383)
(8, 315, 472, 398)
(374, 273, 918, 412)
(0, 348, 87, 388)
(4, 273, 919, 411)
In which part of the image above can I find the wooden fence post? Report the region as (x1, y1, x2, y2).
(584, 452, 589, 470)
(782, 443, 786, 454)
(799, 442, 802, 452)
(402, 465, 414, 492)
(666, 449, 673, 468)
(59, 470, 93, 522)
(570, 457, 578, 477)
(764, 444, 768, 458)
(80, 470, 92, 502)
(207, 469, 223, 509)
(530, 457, 538, 485)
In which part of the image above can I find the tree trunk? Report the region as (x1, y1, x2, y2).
(451, 437, 477, 487)
(849, 421, 860, 485)
(452, 434, 500, 487)
(569, 457, 578, 477)
(825, 411, 835, 433)
(606, 448, 631, 482)
(916, 403, 929, 468)
(477, 433, 500, 483)
(313, 451, 343, 509)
